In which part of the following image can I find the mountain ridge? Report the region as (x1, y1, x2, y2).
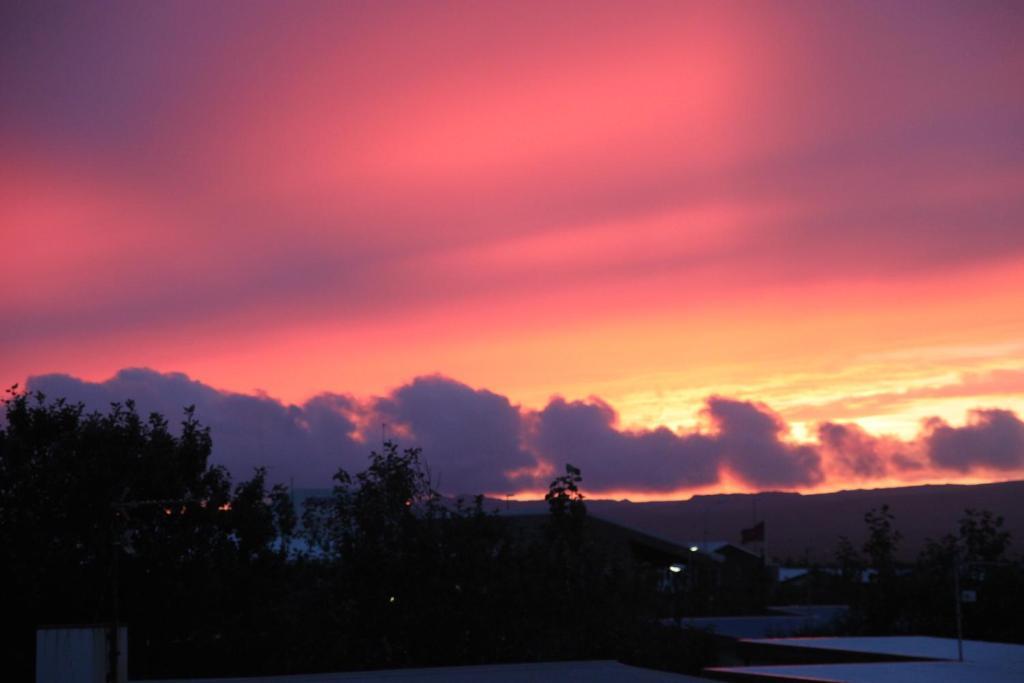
(294, 479, 1024, 563)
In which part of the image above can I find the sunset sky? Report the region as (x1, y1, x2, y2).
(3, 1, 1024, 498)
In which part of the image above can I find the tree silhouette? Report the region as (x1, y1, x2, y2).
(863, 505, 901, 577)
(1, 391, 716, 678)
(0, 389, 295, 678)
(545, 463, 585, 518)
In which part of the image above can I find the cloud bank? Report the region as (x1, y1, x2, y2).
(24, 369, 366, 485)
(21, 369, 1024, 496)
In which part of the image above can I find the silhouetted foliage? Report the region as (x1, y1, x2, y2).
(835, 535, 863, 587)
(0, 388, 299, 678)
(0, 391, 714, 679)
(958, 508, 1011, 564)
(863, 505, 901, 577)
(545, 463, 585, 518)
(830, 501, 1024, 643)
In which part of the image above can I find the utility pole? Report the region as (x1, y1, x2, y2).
(109, 506, 122, 683)
(702, 500, 709, 549)
(953, 544, 964, 663)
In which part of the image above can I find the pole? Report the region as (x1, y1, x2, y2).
(953, 547, 963, 662)
(109, 504, 123, 683)
(702, 500, 709, 549)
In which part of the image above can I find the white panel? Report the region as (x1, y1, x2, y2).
(36, 626, 126, 683)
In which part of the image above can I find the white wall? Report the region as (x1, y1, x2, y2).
(36, 626, 126, 683)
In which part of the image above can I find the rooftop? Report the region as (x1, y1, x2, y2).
(142, 660, 707, 682)
(741, 635, 1024, 663)
(705, 636, 1024, 683)
(679, 605, 847, 639)
(706, 659, 1024, 683)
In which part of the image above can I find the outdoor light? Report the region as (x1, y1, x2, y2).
(689, 545, 699, 552)
(668, 564, 682, 573)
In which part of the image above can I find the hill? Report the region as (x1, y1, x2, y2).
(296, 480, 1024, 563)
(499, 480, 1024, 563)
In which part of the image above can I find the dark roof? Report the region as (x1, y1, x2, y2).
(502, 513, 699, 565)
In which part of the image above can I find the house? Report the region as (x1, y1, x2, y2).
(513, 522, 776, 618)
(673, 541, 772, 616)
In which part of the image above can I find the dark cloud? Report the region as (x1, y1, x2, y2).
(817, 422, 889, 478)
(530, 397, 719, 492)
(818, 409, 1024, 476)
(374, 375, 539, 494)
(530, 396, 824, 491)
(21, 368, 1024, 495)
(704, 397, 824, 488)
(26, 369, 366, 487)
(925, 409, 1024, 472)
(891, 452, 925, 471)
(816, 421, 928, 476)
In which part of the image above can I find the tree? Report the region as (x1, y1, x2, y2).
(545, 463, 586, 518)
(863, 505, 901, 577)
(958, 508, 1010, 564)
(834, 534, 864, 600)
(0, 388, 295, 679)
(858, 505, 904, 633)
(2, 390, 720, 677)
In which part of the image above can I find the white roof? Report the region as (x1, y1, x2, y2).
(679, 606, 848, 639)
(777, 567, 809, 582)
(682, 540, 761, 560)
(683, 540, 730, 553)
(708, 660, 1023, 683)
(706, 636, 1024, 683)
(141, 660, 705, 682)
(743, 636, 1024, 664)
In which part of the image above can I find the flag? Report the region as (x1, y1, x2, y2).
(741, 521, 765, 545)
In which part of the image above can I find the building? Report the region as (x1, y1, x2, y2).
(704, 635, 1024, 682)
(141, 660, 708, 682)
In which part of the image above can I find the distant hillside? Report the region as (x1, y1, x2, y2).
(519, 480, 1024, 563)
(295, 480, 1024, 563)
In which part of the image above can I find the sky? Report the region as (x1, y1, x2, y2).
(3, 1, 1024, 498)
